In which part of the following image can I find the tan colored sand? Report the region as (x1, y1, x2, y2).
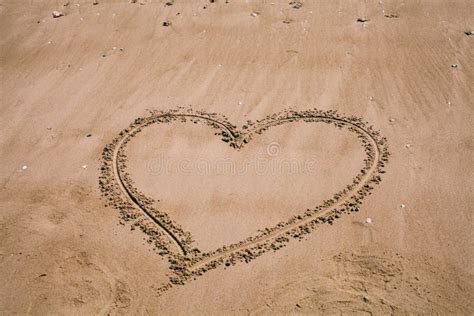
(126, 120, 366, 252)
(1, 0, 473, 314)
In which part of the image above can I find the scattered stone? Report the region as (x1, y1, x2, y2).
(357, 18, 369, 23)
(250, 11, 260, 17)
(289, 1, 303, 9)
(52, 11, 64, 18)
(400, 204, 406, 209)
(464, 31, 474, 36)
(165, 0, 174, 5)
(21, 165, 28, 171)
(405, 143, 412, 149)
(282, 19, 292, 24)
(93, 0, 99, 5)
(384, 13, 399, 18)
(450, 64, 458, 68)
(82, 165, 88, 169)
(365, 217, 373, 224)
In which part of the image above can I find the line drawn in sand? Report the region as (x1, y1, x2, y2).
(99, 107, 390, 295)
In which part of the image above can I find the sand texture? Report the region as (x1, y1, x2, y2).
(1, 0, 473, 314)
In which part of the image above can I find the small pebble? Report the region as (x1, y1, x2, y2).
(384, 13, 399, 19)
(289, 1, 303, 9)
(52, 10, 63, 18)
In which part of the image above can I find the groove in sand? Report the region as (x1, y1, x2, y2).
(99, 107, 389, 294)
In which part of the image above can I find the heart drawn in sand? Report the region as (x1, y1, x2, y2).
(99, 107, 389, 294)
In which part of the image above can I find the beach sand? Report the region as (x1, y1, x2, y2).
(1, 0, 473, 314)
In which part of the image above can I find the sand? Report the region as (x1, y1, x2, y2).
(1, 0, 473, 314)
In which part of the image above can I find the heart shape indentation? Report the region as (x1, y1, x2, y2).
(99, 107, 389, 293)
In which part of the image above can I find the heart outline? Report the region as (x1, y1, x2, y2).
(99, 107, 389, 293)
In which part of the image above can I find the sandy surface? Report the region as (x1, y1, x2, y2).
(126, 120, 366, 252)
(1, 0, 473, 314)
